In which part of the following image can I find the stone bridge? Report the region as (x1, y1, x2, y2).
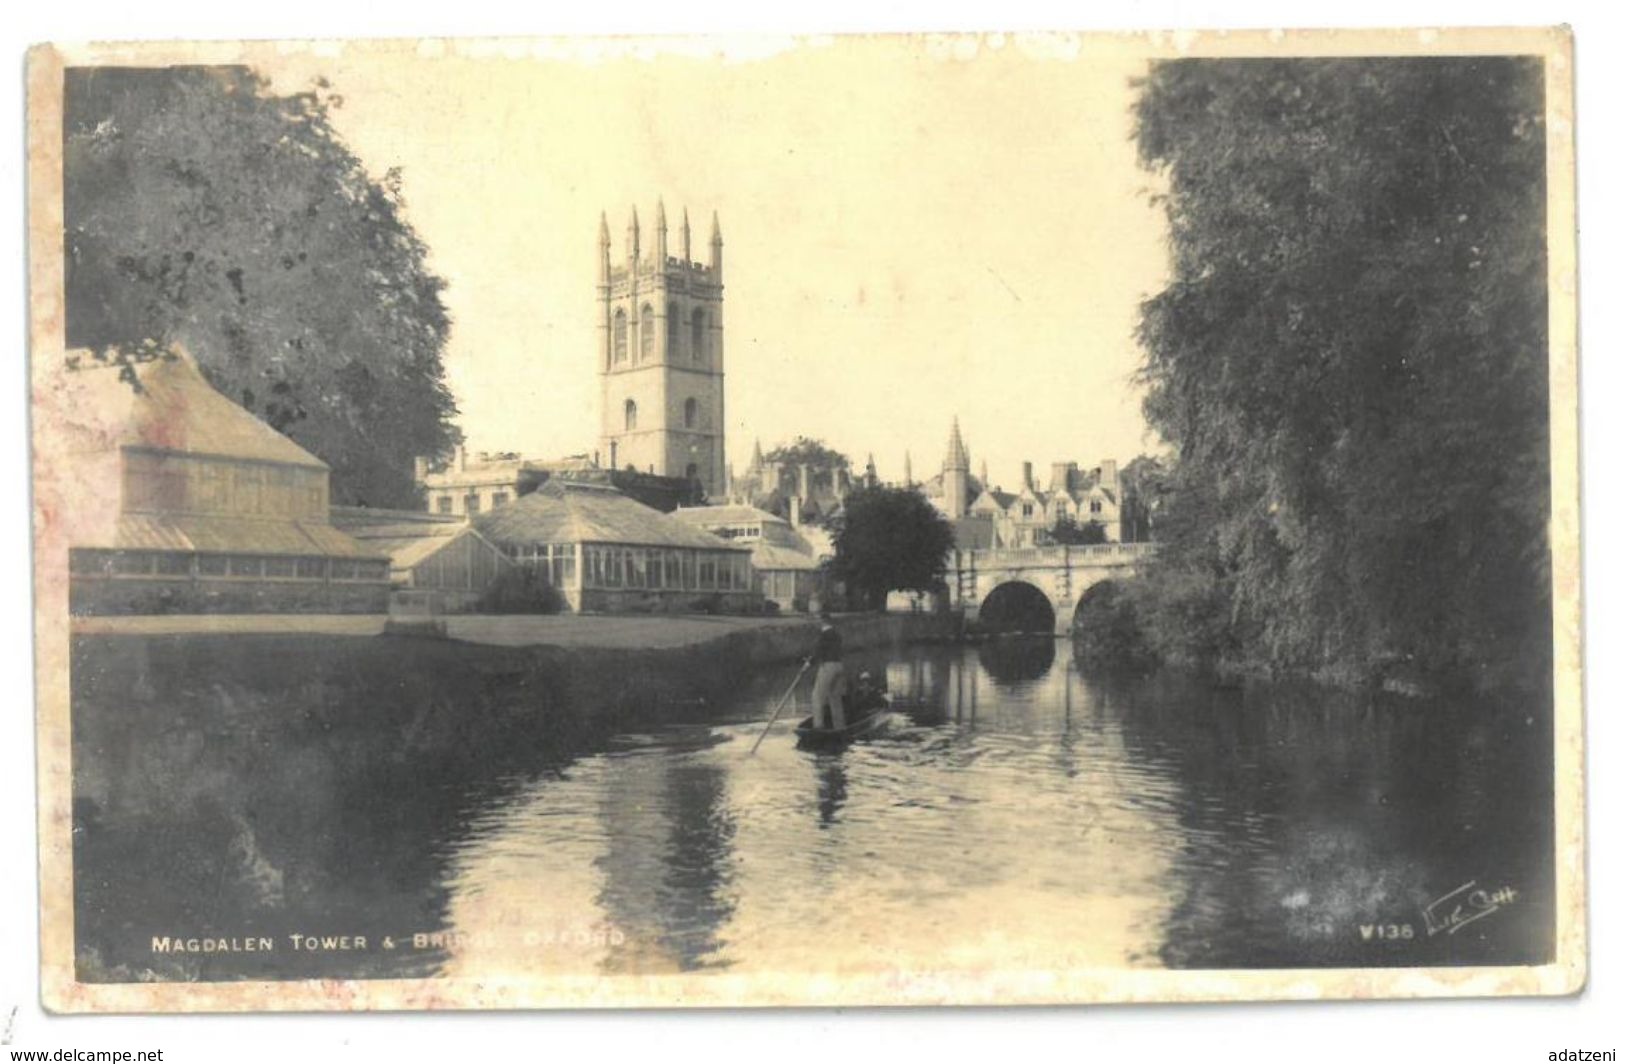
(948, 542, 1157, 634)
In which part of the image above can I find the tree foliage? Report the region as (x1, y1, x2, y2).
(1132, 58, 1549, 688)
(1049, 515, 1108, 546)
(65, 66, 460, 507)
(1072, 582, 1159, 674)
(829, 486, 956, 610)
(764, 436, 851, 471)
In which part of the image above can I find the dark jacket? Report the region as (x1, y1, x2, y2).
(810, 625, 844, 665)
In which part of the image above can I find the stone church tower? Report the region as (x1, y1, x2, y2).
(598, 201, 726, 496)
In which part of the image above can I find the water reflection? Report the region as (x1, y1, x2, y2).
(73, 634, 1553, 982)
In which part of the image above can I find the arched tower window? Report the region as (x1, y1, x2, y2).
(639, 303, 655, 362)
(691, 309, 706, 363)
(612, 308, 628, 364)
(684, 397, 698, 429)
(667, 302, 680, 358)
(624, 399, 638, 431)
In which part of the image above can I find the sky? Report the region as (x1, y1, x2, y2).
(265, 35, 1172, 491)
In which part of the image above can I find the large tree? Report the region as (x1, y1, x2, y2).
(65, 66, 460, 507)
(829, 486, 955, 611)
(1133, 58, 1549, 687)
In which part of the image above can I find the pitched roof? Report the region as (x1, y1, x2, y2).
(474, 479, 746, 552)
(330, 505, 467, 533)
(973, 489, 1017, 512)
(749, 542, 822, 571)
(670, 503, 788, 528)
(100, 513, 378, 557)
(64, 348, 328, 470)
(343, 520, 511, 572)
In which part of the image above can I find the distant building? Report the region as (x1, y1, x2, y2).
(727, 438, 854, 527)
(671, 503, 826, 613)
(61, 348, 390, 615)
(330, 507, 514, 612)
(414, 449, 593, 517)
(415, 449, 704, 517)
(917, 417, 1144, 547)
(473, 478, 759, 614)
(596, 202, 727, 497)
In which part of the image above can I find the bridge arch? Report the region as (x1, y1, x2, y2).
(977, 579, 1057, 635)
(1071, 578, 1124, 631)
(1070, 578, 1157, 671)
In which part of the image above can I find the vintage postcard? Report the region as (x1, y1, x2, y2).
(26, 28, 1582, 1011)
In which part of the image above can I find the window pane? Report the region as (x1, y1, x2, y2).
(70, 550, 108, 576)
(227, 555, 262, 578)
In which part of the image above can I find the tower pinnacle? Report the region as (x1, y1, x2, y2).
(709, 211, 723, 278)
(681, 207, 692, 262)
(655, 198, 668, 262)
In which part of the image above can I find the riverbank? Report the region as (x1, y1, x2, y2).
(70, 610, 955, 652)
(70, 609, 955, 789)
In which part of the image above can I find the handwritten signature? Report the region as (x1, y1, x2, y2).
(1422, 880, 1519, 937)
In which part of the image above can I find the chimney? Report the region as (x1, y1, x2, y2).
(1100, 458, 1119, 496)
(1021, 461, 1034, 492)
(798, 462, 812, 501)
(455, 445, 468, 472)
(790, 493, 802, 528)
(413, 456, 430, 484)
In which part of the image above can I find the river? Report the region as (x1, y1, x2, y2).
(72, 635, 1553, 982)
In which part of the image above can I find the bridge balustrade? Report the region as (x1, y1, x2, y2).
(954, 542, 1157, 568)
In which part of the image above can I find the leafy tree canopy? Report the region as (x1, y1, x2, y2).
(829, 486, 955, 610)
(1050, 515, 1108, 546)
(764, 437, 850, 471)
(65, 66, 461, 508)
(1133, 58, 1548, 686)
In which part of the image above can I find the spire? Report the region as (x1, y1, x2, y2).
(655, 198, 668, 262)
(904, 450, 913, 488)
(626, 205, 641, 264)
(944, 416, 969, 472)
(598, 211, 611, 281)
(979, 457, 989, 487)
(749, 438, 764, 471)
(681, 207, 693, 262)
(864, 453, 878, 489)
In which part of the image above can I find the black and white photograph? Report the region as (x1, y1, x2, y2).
(20, 24, 1584, 1026)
